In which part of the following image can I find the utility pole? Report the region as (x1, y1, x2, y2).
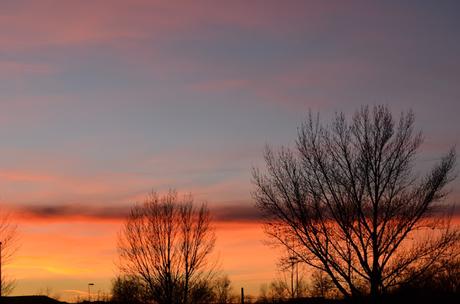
(291, 259, 294, 298)
(296, 259, 299, 297)
(289, 255, 300, 298)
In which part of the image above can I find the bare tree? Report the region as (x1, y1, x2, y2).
(257, 262, 309, 304)
(212, 275, 236, 304)
(267, 279, 290, 302)
(0, 213, 18, 296)
(309, 269, 335, 298)
(252, 105, 459, 299)
(118, 190, 216, 304)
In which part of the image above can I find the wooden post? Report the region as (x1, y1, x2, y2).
(241, 287, 244, 304)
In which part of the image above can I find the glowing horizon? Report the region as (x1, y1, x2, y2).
(7, 215, 278, 301)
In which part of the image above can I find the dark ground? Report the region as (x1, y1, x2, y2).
(0, 296, 66, 304)
(1, 294, 459, 304)
(0, 297, 109, 304)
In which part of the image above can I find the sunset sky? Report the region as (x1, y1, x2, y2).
(1, 1, 459, 302)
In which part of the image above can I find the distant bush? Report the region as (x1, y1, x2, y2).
(391, 253, 460, 299)
(111, 275, 147, 304)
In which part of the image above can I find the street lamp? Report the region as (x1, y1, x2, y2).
(88, 283, 94, 302)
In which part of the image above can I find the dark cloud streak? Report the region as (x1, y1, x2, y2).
(13, 202, 262, 222)
(16, 204, 130, 220)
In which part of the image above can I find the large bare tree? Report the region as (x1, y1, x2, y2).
(252, 105, 459, 299)
(118, 191, 216, 304)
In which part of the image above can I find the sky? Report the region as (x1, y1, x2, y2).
(0, 0, 459, 301)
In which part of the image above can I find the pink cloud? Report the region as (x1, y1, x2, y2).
(0, 167, 173, 208)
(0, 170, 55, 182)
(0, 1, 355, 50)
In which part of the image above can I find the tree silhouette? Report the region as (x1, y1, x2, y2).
(309, 269, 335, 299)
(111, 275, 147, 304)
(118, 190, 216, 304)
(252, 105, 459, 299)
(212, 275, 236, 304)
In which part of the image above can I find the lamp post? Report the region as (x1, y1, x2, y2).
(88, 283, 94, 302)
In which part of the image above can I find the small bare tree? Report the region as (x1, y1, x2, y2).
(0, 213, 18, 296)
(268, 279, 290, 302)
(118, 190, 216, 304)
(252, 105, 459, 299)
(309, 269, 335, 298)
(212, 275, 236, 304)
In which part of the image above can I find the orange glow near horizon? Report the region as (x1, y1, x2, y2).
(6, 216, 279, 302)
(8, 212, 458, 302)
